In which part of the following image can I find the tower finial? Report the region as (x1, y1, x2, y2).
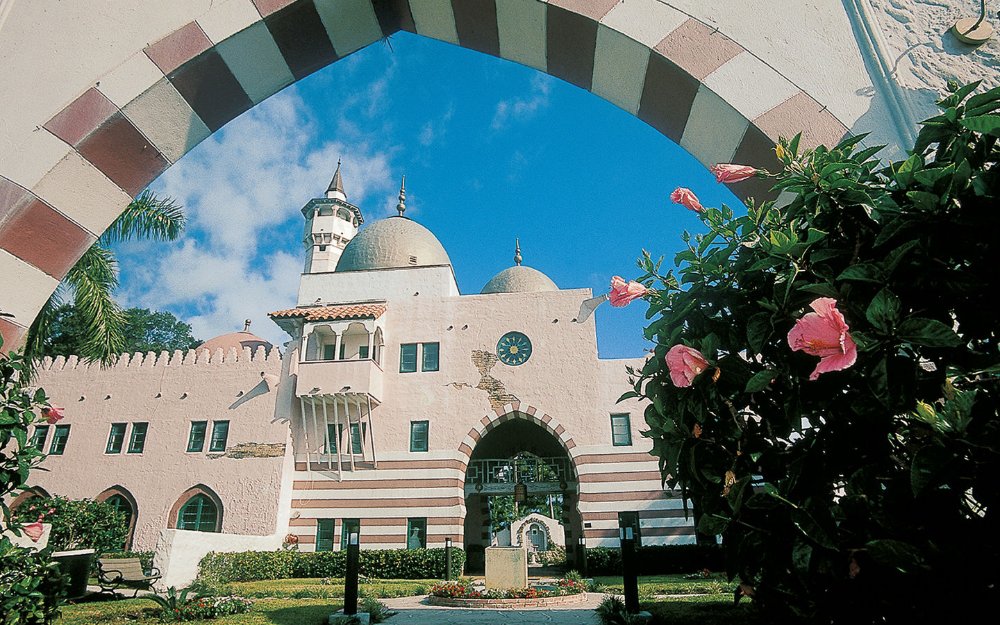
(243, 319, 252, 332)
(327, 158, 346, 198)
(514, 238, 522, 266)
(396, 175, 407, 216)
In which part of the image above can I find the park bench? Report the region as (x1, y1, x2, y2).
(96, 557, 161, 597)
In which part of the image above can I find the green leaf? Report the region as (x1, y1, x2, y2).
(960, 114, 1000, 136)
(746, 313, 772, 353)
(906, 190, 939, 210)
(866, 539, 925, 574)
(837, 263, 884, 283)
(866, 289, 901, 332)
(911, 445, 951, 496)
(616, 390, 639, 403)
(745, 369, 776, 393)
(696, 513, 729, 536)
(796, 283, 839, 298)
(791, 508, 837, 550)
(896, 318, 962, 347)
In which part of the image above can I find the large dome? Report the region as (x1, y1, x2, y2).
(198, 331, 273, 353)
(481, 265, 558, 294)
(336, 217, 451, 272)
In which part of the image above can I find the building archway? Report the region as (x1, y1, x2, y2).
(460, 408, 581, 572)
(96, 486, 139, 550)
(167, 484, 224, 533)
(8, 486, 52, 513)
(0, 0, 852, 348)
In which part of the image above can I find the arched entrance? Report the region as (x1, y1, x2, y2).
(461, 414, 580, 573)
(96, 485, 139, 550)
(0, 0, 852, 348)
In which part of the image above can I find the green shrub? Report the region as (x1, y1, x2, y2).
(198, 547, 466, 583)
(13, 496, 129, 552)
(585, 544, 724, 576)
(0, 538, 67, 625)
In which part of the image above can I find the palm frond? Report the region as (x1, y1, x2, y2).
(64, 245, 126, 367)
(21, 290, 65, 376)
(99, 190, 185, 245)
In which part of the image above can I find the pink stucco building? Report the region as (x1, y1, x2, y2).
(20, 166, 693, 585)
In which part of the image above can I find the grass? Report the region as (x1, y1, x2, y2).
(224, 577, 435, 599)
(641, 595, 761, 625)
(57, 598, 341, 625)
(591, 573, 737, 597)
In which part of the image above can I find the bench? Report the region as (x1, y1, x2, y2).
(96, 557, 161, 597)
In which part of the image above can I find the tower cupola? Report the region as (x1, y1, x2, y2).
(301, 159, 363, 273)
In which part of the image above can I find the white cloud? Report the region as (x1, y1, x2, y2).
(492, 74, 552, 130)
(121, 88, 400, 345)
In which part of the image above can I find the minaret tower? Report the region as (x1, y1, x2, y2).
(301, 159, 364, 273)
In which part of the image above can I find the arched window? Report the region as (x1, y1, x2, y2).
(177, 494, 219, 532)
(97, 486, 138, 549)
(337, 208, 352, 222)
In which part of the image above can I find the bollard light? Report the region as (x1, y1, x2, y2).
(445, 537, 452, 548)
(445, 537, 453, 580)
(350, 532, 359, 546)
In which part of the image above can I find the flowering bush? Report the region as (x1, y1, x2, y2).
(629, 83, 1000, 623)
(428, 575, 586, 599)
(152, 590, 253, 622)
(13, 496, 129, 552)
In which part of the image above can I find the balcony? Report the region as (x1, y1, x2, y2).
(296, 358, 383, 403)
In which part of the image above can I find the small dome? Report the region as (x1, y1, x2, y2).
(336, 216, 451, 272)
(199, 331, 273, 353)
(481, 265, 559, 294)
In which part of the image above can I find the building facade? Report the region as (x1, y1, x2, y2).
(19, 165, 694, 581)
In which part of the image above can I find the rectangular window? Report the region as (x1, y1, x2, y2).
(359, 344, 369, 359)
(106, 423, 127, 454)
(128, 422, 149, 454)
(350, 423, 362, 455)
(341, 518, 360, 549)
(322, 344, 335, 361)
(316, 519, 335, 552)
(49, 424, 71, 455)
(421, 342, 439, 372)
(29, 425, 50, 451)
(399, 343, 417, 373)
(339, 343, 346, 360)
(209, 421, 230, 452)
(618, 511, 642, 547)
(610, 413, 632, 446)
(187, 421, 207, 452)
(410, 421, 429, 452)
(407, 518, 427, 549)
(325, 423, 338, 454)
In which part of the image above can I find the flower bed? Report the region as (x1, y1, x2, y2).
(427, 577, 587, 607)
(156, 596, 253, 622)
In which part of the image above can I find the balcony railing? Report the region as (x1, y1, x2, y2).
(465, 456, 574, 486)
(296, 358, 383, 402)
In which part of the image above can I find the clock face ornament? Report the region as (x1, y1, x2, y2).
(497, 331, 532, 366)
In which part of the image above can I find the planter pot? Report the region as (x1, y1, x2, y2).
(51, 549, 96, 600)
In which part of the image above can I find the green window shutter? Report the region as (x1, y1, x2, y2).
(105, 494, 134, 531)
(407, 518, 427, 549)
(187, 422, 207, 452)
(359, 345, 370, 359)
(178, 494, 219, 532)
(316, 519, 335, 552)
(325, 423, 338, 454)
(30, 425, 50, 451)
(210, 421, 230, 452)
(399, 343, 417, 372)
(350, 423, 362, 455)
(127, 423, 148, 453)
(611, 413, 632, 446)
(410, 421, 429, 452)
(421, 342, 439, 372)
(49, 425, 71, 455)
(323, 344, 335, 360)
(106, 423, 127, 454)
(341, 518, 360, 549)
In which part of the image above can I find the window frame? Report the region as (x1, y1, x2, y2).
(177, 494, 219, 533)
(29, 425, 50, 451)
(325, 423, 338, 454)
(106, 423, 127, 454)
(406, 518, 427, 550)
(341, 518, 360, 549)
(610, 413, 633, 447)
(316, 519, 335, 552)
(410, 420, 429, 453)
(209, 421, 230, 453)
(399, 343, 418, 373)
(421, 342, 439, 372)
(127, 422, 149, 454)
(49, 424, 71, 455)
(187, 421, 208, 453)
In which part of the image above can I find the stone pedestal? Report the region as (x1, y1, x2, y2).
(485, 546, 528, 589)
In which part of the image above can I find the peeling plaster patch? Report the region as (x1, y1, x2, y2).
(448, 350, 519, 412)
(210, 442, 286, 459)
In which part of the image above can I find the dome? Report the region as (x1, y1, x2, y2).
(336, 216, 452, 272)
(481, 265, 559, 294)
(198, 331, 273, 353)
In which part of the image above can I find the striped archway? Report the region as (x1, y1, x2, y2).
(458, 402, 579, 463)
(0, 0, 851, 349)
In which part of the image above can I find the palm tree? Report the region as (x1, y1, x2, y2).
(24, 190, 185, 368)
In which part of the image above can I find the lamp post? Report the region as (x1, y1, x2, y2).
(344, 532, 360, 615)
(620, 526, 639, 614)
(952, 0, 994, 44)
(578, 536, 588, 578)
(445, 537, 453, 580)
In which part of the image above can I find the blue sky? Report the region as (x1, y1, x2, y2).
(118, 31, 741, 359)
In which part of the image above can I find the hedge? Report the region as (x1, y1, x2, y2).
(585, 544, 724, 576)
(199, 547, 466, 583)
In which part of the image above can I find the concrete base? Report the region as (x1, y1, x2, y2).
(485, 546, 528, 589)
(329, 611, 370, 625)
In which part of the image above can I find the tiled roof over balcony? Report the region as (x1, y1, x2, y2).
(268, 302, 386, 322)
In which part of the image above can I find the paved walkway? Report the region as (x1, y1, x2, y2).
(380, 593, 603, 624)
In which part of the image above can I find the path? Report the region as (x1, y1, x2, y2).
(380, 593, 603, 625)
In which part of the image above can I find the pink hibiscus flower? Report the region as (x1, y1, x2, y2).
(609, 276, 649, 307)
(709, 163, 758, 184)
(666, 345, 710, 387)
(670, 187, 704, 213)
(787, 297, 858, 380)
(42, 405, 65, 424)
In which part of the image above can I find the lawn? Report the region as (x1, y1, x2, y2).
(641, 595, 761, 625)
(592, 573, 736, 597)
(57, 598, 340, 625)
(225, 577, 435, 598)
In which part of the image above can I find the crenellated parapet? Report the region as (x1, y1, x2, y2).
(35, 345, 282, 372)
